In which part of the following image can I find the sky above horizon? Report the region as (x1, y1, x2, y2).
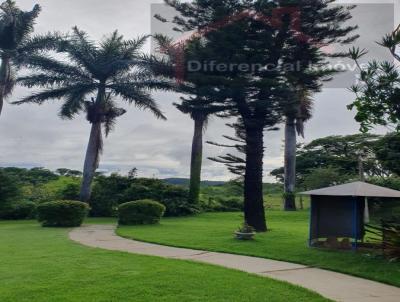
(0, 0, 398, 181)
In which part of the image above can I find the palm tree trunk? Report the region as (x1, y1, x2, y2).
(189, 116, 205, 204)
(244, 125, 267, 232)
(79, 122, 102, 203)
(284, 117, 297, 211)
(0, 56, 10, 118)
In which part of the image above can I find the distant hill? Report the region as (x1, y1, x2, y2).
(162, 178, 226, 187)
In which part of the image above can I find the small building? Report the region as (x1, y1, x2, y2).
(301, 181, 400, 249)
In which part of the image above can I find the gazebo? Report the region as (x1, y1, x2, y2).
(301, 181, 400, 249)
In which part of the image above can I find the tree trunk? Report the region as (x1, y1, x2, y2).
(244, 125, 267, 232)
(189, 116, 205, 204)
(0, 56, 10, 118)
(79, 122, 103, 203)
(284, 117, 297, 211)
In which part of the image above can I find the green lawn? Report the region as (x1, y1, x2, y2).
(0, 220, 329, 302)
(117, 211, 400, 287)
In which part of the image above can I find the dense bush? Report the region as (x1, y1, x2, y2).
(0, 200, 36, 220)
(0, 170, 21, 204)
(201, 197, 243, 212)
(91, 176, 197, 217)
(91, 174, 133, 217)
(118, 200, 165, 225)
(37, 200, 89, 227)
(60, 183, 80, 200)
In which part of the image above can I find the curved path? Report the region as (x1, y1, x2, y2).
(70, 225, 400, 302)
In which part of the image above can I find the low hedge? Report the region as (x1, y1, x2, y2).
(0, 201, 36, 220)
(37, 200, 89, 227)
(118, 200, 165, 225)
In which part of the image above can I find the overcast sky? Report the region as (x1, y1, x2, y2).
(0, 0, 398, 181)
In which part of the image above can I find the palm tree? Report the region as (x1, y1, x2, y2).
(0, 0, 58, 118)
(283, 90, 313, 211)
(153, 35, 226, 204)
(14, 27, 171, 202)
(175, 98, 223, 204)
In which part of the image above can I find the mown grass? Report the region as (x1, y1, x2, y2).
(0, 220, 329, 302)
(117, 211, 400, 287)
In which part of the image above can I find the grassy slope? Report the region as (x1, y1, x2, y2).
(0, 220, 329, 302)
(117, 211, 400, 287)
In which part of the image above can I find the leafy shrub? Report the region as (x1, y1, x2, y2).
(37, 200, 89, 227)
(91, 176, 196, 217)
(201, 197, 243, 212)
(118, 200, 165, 225)
(218, 197, 244, 211)
(0, 201, 36, 220)
(60, 183, 80, 200)
(159, 186, 199, 216)
(91, 174, 133, 217)
(0, 170, 21, 204)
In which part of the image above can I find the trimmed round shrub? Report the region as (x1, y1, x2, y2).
(118, 200, 165, 225)
(37, 200, 89, 227)
(0, 201, 36, 220)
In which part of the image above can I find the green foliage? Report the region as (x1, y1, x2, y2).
(59, 183, 80, 200)
(0, 169, 20, 204)
(91, 176, 198, 217)
(90, 174, 131, 216)
(1, 167, 58, 186)
(349, 26, 400, 132)
(0, 200, 36, 220)
(271, 134, 385, 187)
(303, 167, 353, 190)
(118, 200, 165, 225)
(202, 197, 243, 212)
(37, 200, 89, 227)
(374, 133, 400, 176)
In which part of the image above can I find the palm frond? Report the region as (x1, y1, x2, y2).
(59, 84, 97, 119)
(295, 90, 314, 137)
(102, 96, 126, 136)
(110, 83, 166, 120)
(111, 73, 175, 91)
(16, 32, 63, 58)
(18, 74, 78, 88)
(61, 27, 99, 77)
(13, 83, 95, 105)
(21, 55, 92, 81)
(0, 1, 41, 50)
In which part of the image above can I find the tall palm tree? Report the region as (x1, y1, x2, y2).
(283, 90, 313, 211)
(153, 35, 226, 204)
(175, 98, 223, 204)
(14, 27, 171, 202)
(0, 0, 58, 118)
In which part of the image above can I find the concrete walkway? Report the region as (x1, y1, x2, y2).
(69, 225, 400, 302)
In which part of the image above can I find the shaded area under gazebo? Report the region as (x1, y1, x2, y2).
(301, 181, 400, 249)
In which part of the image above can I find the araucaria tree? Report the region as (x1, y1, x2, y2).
(162, 0, 357, 231)
(15, 28, 170, 203)
(0, 0, 58, 118)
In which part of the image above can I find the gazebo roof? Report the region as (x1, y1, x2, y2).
(300, 181, 400, 198)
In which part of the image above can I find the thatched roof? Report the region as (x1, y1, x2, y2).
(300, 181, 400, 198)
